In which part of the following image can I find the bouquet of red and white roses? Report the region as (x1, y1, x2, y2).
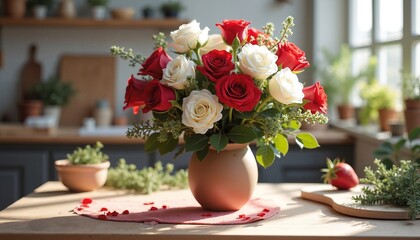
(111, 16, 328, 168)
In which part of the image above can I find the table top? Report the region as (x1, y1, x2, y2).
(0, 182, 418, 240)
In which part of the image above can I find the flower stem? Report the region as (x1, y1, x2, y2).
(229, 107, 233, 123)
(256, 96, 273, 112)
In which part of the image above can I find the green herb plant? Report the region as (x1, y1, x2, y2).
(402, 72, 420, 100)
(87, 0, 109, 6)
(352, 127, 420, 220)
(33, 76, 75, 106)
(67, 141, 109, 165)
(106, 159, 188, 194)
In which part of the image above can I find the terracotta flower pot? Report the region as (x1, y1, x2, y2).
(188, 144, 258, 211)
(378, 108, 397, 132)
(55, 159, 110, 192)
(19, 100, 43, 122)
(337, 104, 354, 120)
(404, 99, 420, 134)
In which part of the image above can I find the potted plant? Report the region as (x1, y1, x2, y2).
(318, 44, 370, 120)
(360, 80, 398, 132)
(87, 0, 108, 20)
(159, 1, 184, 18)
(33, 76, 75, 127)
(402, 72, 420, 133)
(142, 5, 154, 19)
(27, 0, 53, 19)
(55, 141, 110, 192)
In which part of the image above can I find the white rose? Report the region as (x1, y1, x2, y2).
(182, 90, 223, 134)
(162, 55, 195, 90)
(199, 34, 231, 55)
(170, 20, 210, 53)
(269, 67, 304, 104)
(238, 43, 278, 80)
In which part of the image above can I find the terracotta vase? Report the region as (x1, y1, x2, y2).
(337, 104, 354, 120)
(378, 108, 397, 132)
(19, 100, 43, 122)
(188, 144, 258, 211)
(404, 99, 420, 134)
(55, 159, 110, 192)
(3, 0, 26, 18)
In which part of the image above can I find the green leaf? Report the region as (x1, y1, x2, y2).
(196, 145, 209, 161)
(274, 134, 289, 156)
(209, 134, 229, 152)
(296, 132, 320, 149)
(185, 134, 209, 152)
(144, 133, 159, 152)
(170, 100, 182, 110)
(233, 110, 253, 119)
(158, 135, 179, 155)
(285, 120, 301, 130)
(256, 145, 275, 168)
(393, 138, 407, 151)
(228, 125, 256, 143)
(261, 108, 280, 118)
(408, 127, 420, 141)
(153, 111, 168, 121)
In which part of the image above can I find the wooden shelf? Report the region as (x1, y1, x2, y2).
(0, 17, 189, 28)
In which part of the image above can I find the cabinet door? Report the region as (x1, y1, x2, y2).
(0, 151, 49, 210)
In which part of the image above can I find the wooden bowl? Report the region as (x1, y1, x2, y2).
(111, 8, 135, 20)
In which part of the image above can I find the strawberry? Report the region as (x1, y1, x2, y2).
(321, 158, 359, 190)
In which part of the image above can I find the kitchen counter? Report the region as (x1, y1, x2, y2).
(0, 181, 418, 240)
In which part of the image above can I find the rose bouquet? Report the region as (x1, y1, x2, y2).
(111, 16, 328, 168)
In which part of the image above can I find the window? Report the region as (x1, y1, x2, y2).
(349, 0, 420, 108)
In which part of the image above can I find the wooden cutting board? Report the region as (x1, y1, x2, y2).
(301, 184, 419, 220)
(59, 55, 115, 126)
(20, 44, 42, 100)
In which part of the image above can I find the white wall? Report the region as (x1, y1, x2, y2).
(0, 0, 345, 122)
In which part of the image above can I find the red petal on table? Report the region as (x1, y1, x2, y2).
(143, 202, 154, 205)
(76, 208, 83, 211)
(257, 213, 266, 217)
(201, 213, 212, 217)
(262, 208, 270, 213)
(111, 211, 119, 216)
(149, 206, 158, 211)
(238, 214, 246, 219)
(106, 211, 112, 216)
(98, 214, 107, 220)
(80, 204, 90, 208)
(243, 216, 251, 221)
(100, 207, 108, 212)
(162, 205, 168, 209)
(122, 210, 129, 214)
(81, 198, 93, 204)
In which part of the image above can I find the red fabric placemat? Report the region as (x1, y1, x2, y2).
(74, 196, 280, 225)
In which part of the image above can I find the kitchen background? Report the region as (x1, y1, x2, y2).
(0, 0, 345, 124)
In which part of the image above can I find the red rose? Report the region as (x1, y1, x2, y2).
(138, 47, 172, 80)
(196, 50, 235, 83)
(216, 19, 250, 46)
(215, 73, 262, 112)
(142, 79, 176, 113)
(303, 82, 328, 114)
(247, 27, 264, 45)
(275, 42, 310, 72)
(123, 75, 147, 114)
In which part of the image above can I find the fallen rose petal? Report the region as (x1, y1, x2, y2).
(106, 211, 112, 216)
(143, 202, 154, 205)
(98, 214, 107, 220)
(80, 204, 90, 208)
(162, 205, 167, 209)
(238, 214, 246, 219)
(81, 198, 92, 204)
(111, 211, 119, 216)
(76, 208, 83, 211)
(122, 210, 129, 214)
(149, 206, 158, 211)
(257, 213, 266, 217)
(100, 207, 108, 212)
(263, 208, 270, 213)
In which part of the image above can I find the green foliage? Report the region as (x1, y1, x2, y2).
(317, 45, 373, 106)
(110, 46, 146, 67)
(159, 1, 184, 12)
(359, 80, 398, 125)
(33, 76, 75, 106)
(402, 72, 420, 100)
(352, 160, 420, 220)
(105, 159, 188, 194)
(87, 0, 108, 6)
(373, 127, 420, 166)
(67, 141, 109, 165)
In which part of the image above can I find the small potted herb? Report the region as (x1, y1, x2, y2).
(55, 142, 110, 192)
(33, 76, 75, 127)
(402, 72, 420, 133)
(159, 1, 184, 18)
(142, 5, 154, 19)
(87, 0, 108, 20)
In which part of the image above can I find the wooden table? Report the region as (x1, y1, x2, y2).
(0, 182, 418, 240)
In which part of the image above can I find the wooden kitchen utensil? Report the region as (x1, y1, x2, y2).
(59, 55, 115, 126)
(20, 44, 42, 100)
(301, 184, 419, 220)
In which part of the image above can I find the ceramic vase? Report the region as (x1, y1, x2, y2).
(188, 144, 258, 211)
